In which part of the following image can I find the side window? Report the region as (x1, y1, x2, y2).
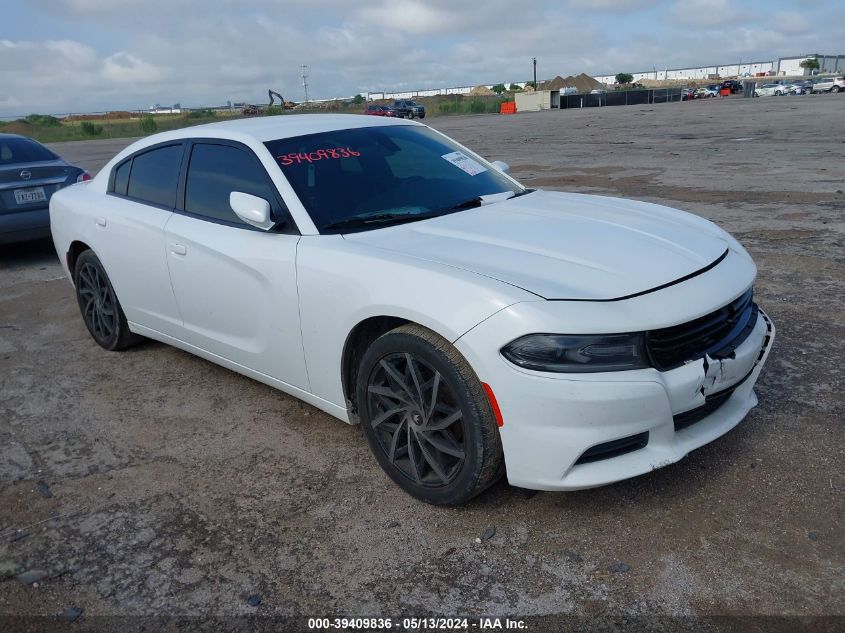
(184, 143, 275, 225)
(126, 144, 183, 208)
(112, 159, 130, 195)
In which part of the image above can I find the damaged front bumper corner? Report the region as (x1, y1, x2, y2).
(457, 308, 776, 491)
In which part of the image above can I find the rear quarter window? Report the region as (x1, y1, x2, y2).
(126, 144, 183, 208)
(112, 160, 130, 196)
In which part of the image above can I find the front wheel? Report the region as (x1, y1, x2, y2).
(74, 250, 143, 351)
(356, 324, 504, 505)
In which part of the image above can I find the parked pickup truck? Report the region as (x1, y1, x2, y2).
(811, 76, 845, 93)
(392, 99, 426, 119)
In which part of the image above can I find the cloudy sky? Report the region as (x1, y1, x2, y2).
(1, 0, 842, 116)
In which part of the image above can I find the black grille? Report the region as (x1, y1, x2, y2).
(673, 387, 735, 431)
(647, 289, 756, 370)
(574, 432, 649, 465)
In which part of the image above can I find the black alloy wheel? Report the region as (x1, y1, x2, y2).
(367, 352, 466, 487)
(357, 324, 504, 505)
(74, 250, 142, 351)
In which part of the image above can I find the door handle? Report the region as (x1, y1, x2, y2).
(95, 217, 107, 227)
(170, 243, 187, 256)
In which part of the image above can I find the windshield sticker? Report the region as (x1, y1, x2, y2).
(441, 151, 487, 176)
(277, 148, 361, 166)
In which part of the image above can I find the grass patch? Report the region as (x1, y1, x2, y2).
(431, 97, 505, 115)
(5, 98, 507, 145)
(2, 109, 242, 143)
(80, 121, 104, 136)
(139, 116, 157, 135)
(186, 108, 216, 119)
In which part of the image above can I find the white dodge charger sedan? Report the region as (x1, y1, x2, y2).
(50, 115, 775, 505)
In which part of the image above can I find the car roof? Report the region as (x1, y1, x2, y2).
(154, 114, 418, 144)
(103, 113, 424, 171)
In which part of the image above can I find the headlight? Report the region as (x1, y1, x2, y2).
(501, 333, 648, 373)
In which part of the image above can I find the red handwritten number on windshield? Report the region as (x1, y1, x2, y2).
(278, 148, 361, 166)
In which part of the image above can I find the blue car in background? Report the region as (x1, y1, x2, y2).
(1, 134, 90, 245)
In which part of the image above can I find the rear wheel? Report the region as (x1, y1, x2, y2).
(74, 250, 142, 351)
(833, 86, 841, 93)
(356, 324, 504, 505)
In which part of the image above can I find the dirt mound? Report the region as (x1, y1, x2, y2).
(469, 85, 495, 96)
(539, 73, 605, 94)
(0, 121, 33, 135)
(65, 111, 133, 121)
(539, 75, 567, 91)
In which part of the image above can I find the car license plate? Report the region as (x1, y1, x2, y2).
(14, 187, 47, 205)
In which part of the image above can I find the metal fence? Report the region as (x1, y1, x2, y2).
(558, 88, 684, 109)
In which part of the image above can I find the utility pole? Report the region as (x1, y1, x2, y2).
(532, 57, 537, 90)
(301, 64, 309, 103)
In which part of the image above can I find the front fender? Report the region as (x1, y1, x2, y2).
(296, 234, 534, 408)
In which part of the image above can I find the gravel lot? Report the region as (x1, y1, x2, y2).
(1, 96, 843, 629)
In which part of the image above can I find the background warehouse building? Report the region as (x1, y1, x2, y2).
(594, 53, 844, 84)
(777, 53, 845, 75)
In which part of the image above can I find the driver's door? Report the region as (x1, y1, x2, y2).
(163, 140, 308, 390)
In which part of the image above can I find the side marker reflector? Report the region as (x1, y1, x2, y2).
(482, 382, 504, 428)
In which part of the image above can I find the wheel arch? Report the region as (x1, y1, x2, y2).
(340, 315, 409, 421)
(67, 240, 93, 279)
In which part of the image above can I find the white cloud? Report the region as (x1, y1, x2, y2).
(3, 0, 845, 116)
(0, 39, 97, 71)
(567, 0, 657, 10)
(101, 53, 164, 83)
(357, 1, 461, 34)
(670, 0, 744, 28)
(771, 11, 810, 35)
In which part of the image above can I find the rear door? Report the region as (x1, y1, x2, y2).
(163, 140, 308, 389)
(97, 142, 184, 336)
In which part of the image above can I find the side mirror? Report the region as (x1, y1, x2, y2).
(491, 160, 510, 173)
(230, 191, 274, 230)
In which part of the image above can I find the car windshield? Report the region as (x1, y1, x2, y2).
(0, 137, 58, 165)
(265, 125, 522, 233)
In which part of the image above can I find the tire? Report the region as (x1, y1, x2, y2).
(73, 250, 143, 351)
(833, 86, 841, 93)
(419, 113, 425, 119)
(356, 324, 504, 505)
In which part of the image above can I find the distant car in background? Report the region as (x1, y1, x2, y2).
(720, 80, 743, 94)
(694, 87, 717, 98)
(1, 134, 90, 244)
(793, 80, 814, 93)
(681, 88, 695, 101)
(392, 99, 426, 119)
(364, 105, 399, 117)
(753, 83, 787, 97)
(811, 76, 845, 93)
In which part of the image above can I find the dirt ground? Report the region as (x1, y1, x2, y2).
(1, 95, 843, 630)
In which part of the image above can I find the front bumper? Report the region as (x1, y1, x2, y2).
(456, 307, 775, 491)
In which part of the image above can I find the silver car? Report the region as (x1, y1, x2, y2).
(1, 133, 89, 244)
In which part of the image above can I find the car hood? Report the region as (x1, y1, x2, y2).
(344, 190, 730, 300)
